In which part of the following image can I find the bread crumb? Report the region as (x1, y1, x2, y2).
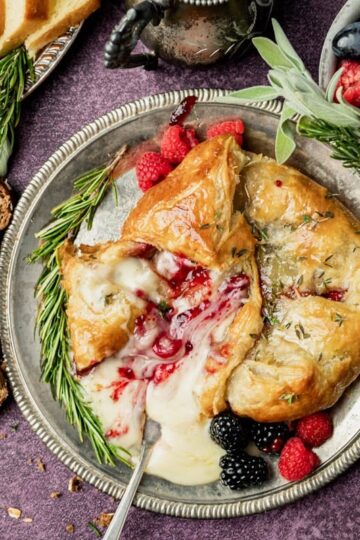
(68, 475, 81, 492)
(50, 491, 62, 499)
(66, 523, 74, 533)
(23, 517, 33, 523)
(35, 457, 46, 472)
(7, 507, 21, 519)
(95, 512, 114, 527)
(0, 432, 7, 440)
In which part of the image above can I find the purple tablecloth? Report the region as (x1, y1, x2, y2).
(1, 1, 359, 538)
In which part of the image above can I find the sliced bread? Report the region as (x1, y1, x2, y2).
(0, 0, 49, 57)
(25, 0, 100, 57)
(0, 0, 5, 37)
(0, 179, 12, 231)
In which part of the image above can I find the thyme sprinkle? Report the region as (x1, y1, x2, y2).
(334, 313, 345, 326)
(279, 393, 297, 405)
(87, 522, 103, 538)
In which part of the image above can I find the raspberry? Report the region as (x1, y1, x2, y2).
(336, 60, 360, 107)
(136, 152, 173, 192)
(160, 125, 199, 164)
(219, 452, 268, 490)
(296, 412, 333, 447)
(207, 119, 245, 146)
(278, 437, 320, 481)
(209, 410, 249, 452)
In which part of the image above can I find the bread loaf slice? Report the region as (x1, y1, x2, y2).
(25, 0, 100, 57)
(0, 0, 49, 57)
(0, 179, 12, 230)
(0, 0, 6, 36)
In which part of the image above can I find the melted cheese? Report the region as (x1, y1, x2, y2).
(146, 344, 224, 484)
(80, 253, 248, 485)
(79, 257, 164, 312)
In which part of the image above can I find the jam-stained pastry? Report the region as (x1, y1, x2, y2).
(60, 135, 264, 482)
(60, 135, 263, 416)
(121, 135, 263, 416)
(60, 240, 171, 372)
(228, 156, 360, 421)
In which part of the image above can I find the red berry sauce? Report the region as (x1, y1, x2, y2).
(275, 179, 283, 187)
(322, 289, 346, 302)
(169, 96, 198, 126)
(152, 332, 183, 359)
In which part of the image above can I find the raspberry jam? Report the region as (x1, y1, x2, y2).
(118, 367, 135, 379)
(152, 362, 179, 384)
(169, 96, 198, 126)
(152, 332, 183, 359)
(275, 179, 283, 187)
(110, 380, 130, 401)
(168, 259, 210, 296)
(106, 257, 250, 396)
(106, 426, 129, 438)
(323, 289, 346, 302)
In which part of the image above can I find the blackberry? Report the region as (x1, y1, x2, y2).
(250, 421, 290, 454)
(210, 411, 249, 452)
(219, 452, 268, 490)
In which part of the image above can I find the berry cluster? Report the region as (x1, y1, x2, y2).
(210, 410, 333, 490)
(135, 116, 245, 192)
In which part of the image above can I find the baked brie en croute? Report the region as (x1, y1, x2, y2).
(59, 134, 360, 485)
(228, 156, 360, 421)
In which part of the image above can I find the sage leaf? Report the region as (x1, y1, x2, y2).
(301, 94, 360, 127)
(272, 18, 305, 73)
(224, 86, 280, 103)
(326, 67, 344, 102)
(252, 37, 293, 69)
(275, 104, 297, 163)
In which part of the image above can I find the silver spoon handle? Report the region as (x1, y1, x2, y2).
(103, 443, 148, 540)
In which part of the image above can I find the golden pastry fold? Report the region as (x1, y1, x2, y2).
(228, 156, 360, 421)
(60, 135, 263, 411)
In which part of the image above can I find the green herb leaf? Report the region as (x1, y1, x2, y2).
(334, 312, 345, 327)
(275, 103, 297, 164)
(279, 392, 298, 405)
(87, 522, 103, 537)
(272, 19, 305, 73)
(326, 67, 344, 103)
(28, 148, 131, 466)
(158, 300, 171, 317)
(225, 86, 280, 103)
(252, 37, 293, 69)
(0, 47, 34, 176)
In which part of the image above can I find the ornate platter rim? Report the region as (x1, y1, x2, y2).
(1, 88, 360, 519)
(23, 24, 82, 99)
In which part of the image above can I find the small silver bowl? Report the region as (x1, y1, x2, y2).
(319, 0, 360, 90)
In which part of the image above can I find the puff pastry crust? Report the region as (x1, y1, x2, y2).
(228, 155, 360, 421)
(60, 134, 360, 423)
(60, 135, 262, 409)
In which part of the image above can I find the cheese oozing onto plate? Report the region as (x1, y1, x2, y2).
(81, 251, 250, 485)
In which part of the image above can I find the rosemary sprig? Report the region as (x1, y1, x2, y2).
(223, 19, 360, 171)
(0, 47, 34, 176)
(28, 147, 131, 466)
(298, 118, 360, 174)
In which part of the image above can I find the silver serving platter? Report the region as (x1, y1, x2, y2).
(1, 89, 360, 518)
(23, 25, 82, 99)
(319, 0, 360, 90)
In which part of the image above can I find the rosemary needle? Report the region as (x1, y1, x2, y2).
(28, 147, 131, 466)
(0, 46, 34, 175)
